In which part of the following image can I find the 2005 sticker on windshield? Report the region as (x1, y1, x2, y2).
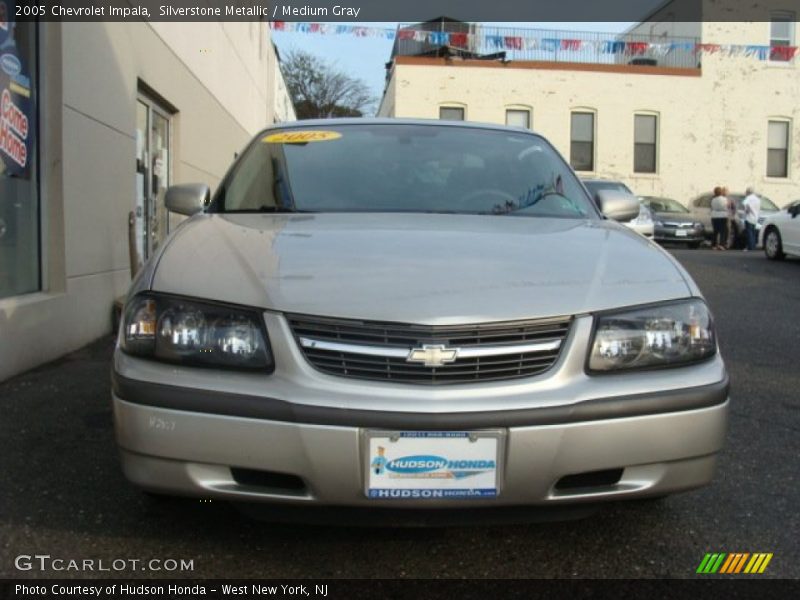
(263, 131, 342, 144)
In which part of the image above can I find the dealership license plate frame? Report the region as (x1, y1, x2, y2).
(362, 430, 506, 500)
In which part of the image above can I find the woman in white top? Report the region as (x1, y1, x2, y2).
(723, 187, 736, 248)
(710, 186, 729, 250)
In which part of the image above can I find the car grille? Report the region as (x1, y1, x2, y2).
(287, 314, 572, 385)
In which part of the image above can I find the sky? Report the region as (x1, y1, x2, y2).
(272, 22, 635, 111)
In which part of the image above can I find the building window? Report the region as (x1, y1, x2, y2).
(570, 112, 595, 172)
(506, 109, 531, 129)
(767, 121, 790, 178)
(634, 114, 658, 173)
(439, 106, 464, 121)
(0, 21, 39, 300)
(770, 12, 795, 61)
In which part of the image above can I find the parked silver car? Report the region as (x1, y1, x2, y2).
(689, 192, 779, 248)
(113, 119, 728, 515)
(581, 179, 654, 239)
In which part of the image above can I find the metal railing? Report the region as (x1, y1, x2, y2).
(393, 23, 701, 70)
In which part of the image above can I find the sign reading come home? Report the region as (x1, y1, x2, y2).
(0, 2, 35, 180)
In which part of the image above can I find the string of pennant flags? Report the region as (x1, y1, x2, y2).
(270, 21, 800, 63)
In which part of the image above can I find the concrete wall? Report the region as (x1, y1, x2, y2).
(273, 50, 297, 124)
(0, 22, 290, 382)
(379, 21, 800, 206)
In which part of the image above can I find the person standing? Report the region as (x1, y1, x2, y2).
(710, 187, 729, 250)
(723, 187, 736, 248)
(742, 186, 761, 251)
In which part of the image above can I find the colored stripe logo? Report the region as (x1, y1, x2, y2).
(697, 553, 773, 574)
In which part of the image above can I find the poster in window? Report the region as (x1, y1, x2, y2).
(0, 3, 35, 180)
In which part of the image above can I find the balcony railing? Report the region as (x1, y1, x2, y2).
(392, 23, 701, 70)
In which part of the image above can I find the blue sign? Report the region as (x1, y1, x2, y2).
(0, 3, 35, 180)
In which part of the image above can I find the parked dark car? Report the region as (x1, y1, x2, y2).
(639, 196, 705, 248)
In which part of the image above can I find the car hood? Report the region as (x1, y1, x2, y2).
(150, 213, 692, 324)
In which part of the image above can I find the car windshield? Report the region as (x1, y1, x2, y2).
(642, 197, 689, 213)
(582, 181, 633, 195)
(733, 195, 779, 211)
(210, 124, 597, 219)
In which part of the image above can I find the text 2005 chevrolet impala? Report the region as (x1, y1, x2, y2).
(112, 119, 728, 514)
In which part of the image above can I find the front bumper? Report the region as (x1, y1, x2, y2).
(115, 394, 727, 508)
(112, 313, 729, 509)
(654, 227, 704, 244)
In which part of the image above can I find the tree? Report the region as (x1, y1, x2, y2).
(282, 49, 375, 119)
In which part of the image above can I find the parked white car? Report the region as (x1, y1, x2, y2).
(761, 200, 800, 260)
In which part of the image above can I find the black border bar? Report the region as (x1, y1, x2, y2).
(1, 578, 796, 599)
(8, 0, 795, 23)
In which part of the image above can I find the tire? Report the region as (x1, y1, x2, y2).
(764, 227, 786, 260)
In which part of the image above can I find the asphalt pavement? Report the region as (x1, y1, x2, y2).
(1, 248, 798, 579)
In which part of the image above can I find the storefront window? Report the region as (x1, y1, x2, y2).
(0, 11, 38, 299)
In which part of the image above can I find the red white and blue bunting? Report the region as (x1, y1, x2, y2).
(270, 22, 800, 63)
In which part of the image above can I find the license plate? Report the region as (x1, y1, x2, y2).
(675, 230, 688, 237)
(364, 431, 503, 499)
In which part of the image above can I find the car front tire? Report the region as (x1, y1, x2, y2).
(764, 227, 785, 261)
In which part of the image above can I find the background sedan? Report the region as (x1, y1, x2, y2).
(640, 196, 705, 248)
(689, 192, 780, 248)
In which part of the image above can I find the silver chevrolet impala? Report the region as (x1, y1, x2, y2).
(112, 119, 728, 516)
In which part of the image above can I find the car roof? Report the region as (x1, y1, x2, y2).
(261, 117, 542, 136)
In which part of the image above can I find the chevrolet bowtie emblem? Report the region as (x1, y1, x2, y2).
(406, 344, 459, 367)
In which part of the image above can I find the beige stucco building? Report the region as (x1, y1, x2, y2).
(378, 19, 800, 207)
(0, 21, 294, 382)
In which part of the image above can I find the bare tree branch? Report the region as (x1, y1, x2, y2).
(282, 49, 376, 119)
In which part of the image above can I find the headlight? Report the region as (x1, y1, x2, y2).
(654, 220, 664, 227)
(121, 293, 273, 370)
(693, 222, 704, 230)
(588, 299, 716, 372)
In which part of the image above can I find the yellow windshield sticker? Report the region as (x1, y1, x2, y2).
(263, 131, 342, 144)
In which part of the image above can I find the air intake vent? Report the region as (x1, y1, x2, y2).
(230, 468, 306, 494)
(555, 469, 624, 491)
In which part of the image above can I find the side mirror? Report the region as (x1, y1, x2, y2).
(596, 190, 641, 222)
(165, 183, 210, 216)
(790, 205, 800, 218)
